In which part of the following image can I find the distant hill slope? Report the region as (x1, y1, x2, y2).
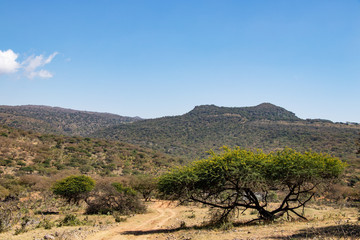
(91, 103, 360, 164)
(0, 105, 141, 136)
(187, 103, 300, 121)
(0, 124, 179, 176)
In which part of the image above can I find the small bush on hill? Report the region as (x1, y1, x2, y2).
(58, 214, 82, 227)
(52, 175, 95, 204)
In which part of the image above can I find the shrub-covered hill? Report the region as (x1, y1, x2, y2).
(92, 103, 360, 166)
(0, 124, 180, 177)
(0, 105, 141, 136)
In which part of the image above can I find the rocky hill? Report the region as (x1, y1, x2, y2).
(187, 103, 300, 121)
(92, 103, 360, 165)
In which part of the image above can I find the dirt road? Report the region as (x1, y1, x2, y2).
(86, 201, 178, 240)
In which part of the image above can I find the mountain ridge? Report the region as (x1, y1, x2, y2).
(91, 103, 360, 162)
(1, 103, 359, 164)
(186, 103, 300, 121)
(0, 105, 142, 136)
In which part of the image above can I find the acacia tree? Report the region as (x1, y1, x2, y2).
(52, 175, 95, 204)
(85, 180, 146, 215)
(158, 147, 346, 222)
(131, 175, 157, 202)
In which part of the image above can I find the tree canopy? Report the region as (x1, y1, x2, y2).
(158, 147, 346, 222)
(52, 175, 95, 204)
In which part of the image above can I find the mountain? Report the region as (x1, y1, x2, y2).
(0, 105, 141, 136)
(91, 103, 360, 165)
(187, 103, 300, 121)
(1, 103, 358, 166)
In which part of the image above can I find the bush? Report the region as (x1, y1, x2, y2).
(58, 214, 82, 227)
(0, 202, 22, 233)
(19, 166, 34, 173)
(19, 175, 52, 191)
(0, 185, 10, 200)
(85, 180, 146, 215)
(38, 218, 54, 229)
(52, 175, 95, 204)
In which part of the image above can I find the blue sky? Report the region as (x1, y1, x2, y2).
(0, 0, 359, 122)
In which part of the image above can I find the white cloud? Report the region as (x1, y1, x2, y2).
(22, 52, 58, 79)
(44, 52, 58, 64)
(0, 49, 20, 74)
(0, 49, 58, 79)
(28, 69, 53, 79)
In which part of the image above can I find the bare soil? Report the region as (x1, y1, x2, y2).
(85, 201, 359, 240)
(1, 201, 359, 240)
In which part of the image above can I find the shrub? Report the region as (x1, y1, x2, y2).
(19, 166, 34, 173)
(58, 214, 82, 227)
(85, 180, 146, 215)
(0, 185, 10, 200)
(38, 218, 54, 229)
(0, 202, 22, 233)
(19, 175, 51, 191)
(52, 175, 95, 204)
(14, 216, 31, 235)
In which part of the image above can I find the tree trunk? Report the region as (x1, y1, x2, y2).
(258, 208, 275, 222)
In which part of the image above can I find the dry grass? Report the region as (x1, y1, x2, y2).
(0, 200, 358, 240)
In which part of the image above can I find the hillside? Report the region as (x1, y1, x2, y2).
(1, 103, 359, 166)
(0, 105, 141, 136)
(92, 103, 360, 165)
(0, 124, 179, 177)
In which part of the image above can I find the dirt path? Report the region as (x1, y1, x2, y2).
(86, 200, 177, 240)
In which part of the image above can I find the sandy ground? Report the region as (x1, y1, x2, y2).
(1, 201, 359, 240)
(86, 200, 178, 240)
(84, 201, 360, 240)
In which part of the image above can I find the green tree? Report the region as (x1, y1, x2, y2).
(52, 175, 95, 204)
(158, 147, 346, 222)
(131, 175, 157, 201)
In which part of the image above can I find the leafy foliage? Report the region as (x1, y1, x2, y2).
(158, 147, 346, 222)
(130, 175, 157, 201)
(112, 182, 137, 196)
(52, 175, 95, 204)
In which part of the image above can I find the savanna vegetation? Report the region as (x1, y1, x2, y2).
(0, 124, 180, 177)
(0, 124, 176, 236)
(0, 172, 154, 237)
(158, 147, 347, 223)
(93, 104, 360, 164)
(0, 104, 359, 239)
